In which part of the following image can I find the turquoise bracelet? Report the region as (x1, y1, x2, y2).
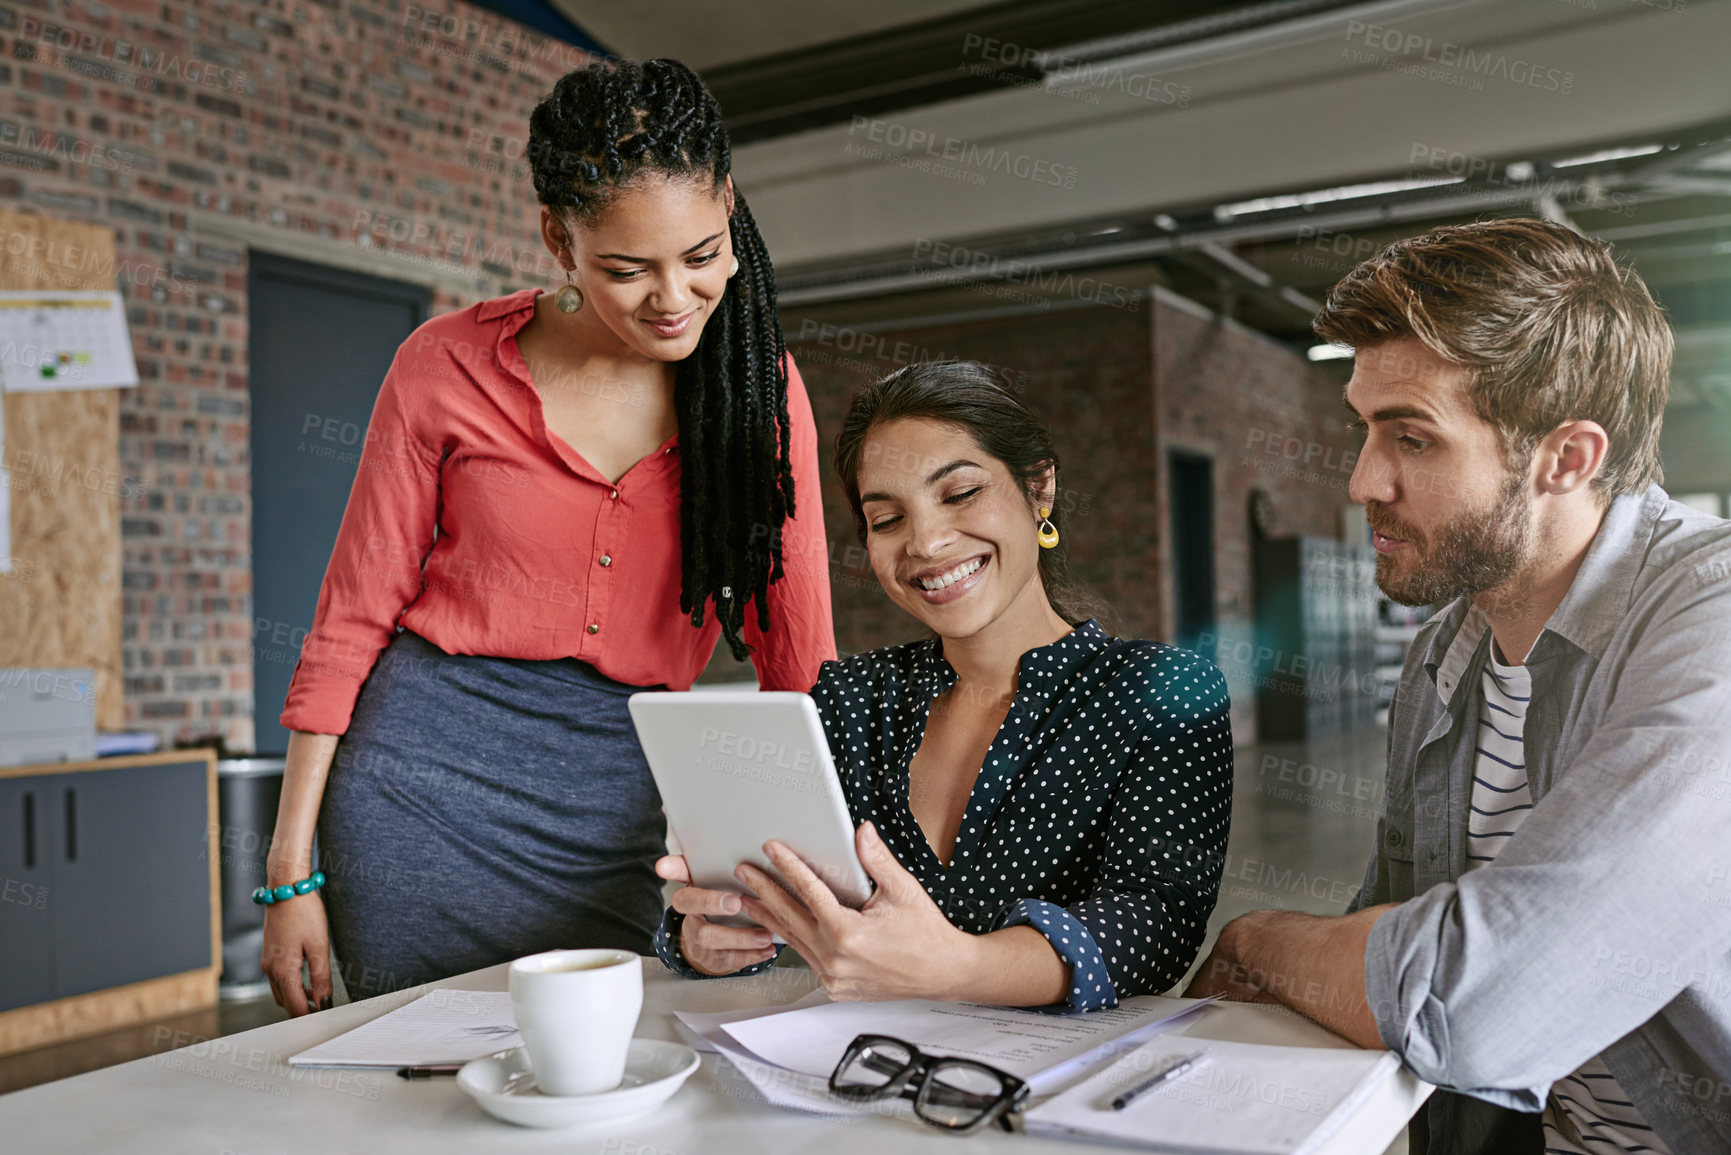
(252, 870, 326, 905)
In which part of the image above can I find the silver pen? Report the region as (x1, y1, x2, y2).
(1111, 1049, 1209, 1111)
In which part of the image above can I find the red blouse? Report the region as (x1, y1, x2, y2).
(280, 287, 836, 735)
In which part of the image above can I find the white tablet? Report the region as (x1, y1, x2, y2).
(628, 690, 873, 930)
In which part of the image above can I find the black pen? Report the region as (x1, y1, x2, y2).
(1111, 1050, 1208, 1110)
(398, 1045, 518, 1079)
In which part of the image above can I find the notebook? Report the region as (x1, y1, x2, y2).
(287, 990, 521, 1069)
(1023, 1035, 1401, 1155)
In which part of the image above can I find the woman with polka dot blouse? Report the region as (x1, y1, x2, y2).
(653, 361, 1234, 1012)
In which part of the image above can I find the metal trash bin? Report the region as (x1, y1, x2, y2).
(215, 757, 286, 1001)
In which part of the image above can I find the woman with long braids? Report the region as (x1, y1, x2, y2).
(260, 58, 835, 1015)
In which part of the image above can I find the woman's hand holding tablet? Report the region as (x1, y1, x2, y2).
(654, 853, 780, 976)
(737, 821, 981, 1002)
(659, 820, 976, 995)
(631, 690, 876, 977)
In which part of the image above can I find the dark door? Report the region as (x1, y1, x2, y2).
(248, 254, 431, 755)
(50, 761, 212, 998)
(0, 777, 58, 1011)
(1168, 450, 1216, 653)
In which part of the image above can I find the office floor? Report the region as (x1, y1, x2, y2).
(1195, 725, 1388, 955)
(0, 725, 1407, 1152)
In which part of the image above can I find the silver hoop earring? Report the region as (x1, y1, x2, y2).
(555, 269, 583, 313)
(728, 255, 740, 278)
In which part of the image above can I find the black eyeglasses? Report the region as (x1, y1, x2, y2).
(828, 1033, 1030, 1135)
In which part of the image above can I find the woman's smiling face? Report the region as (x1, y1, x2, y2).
(856, 417, 1052, 641)
(541, 174, 734, 363)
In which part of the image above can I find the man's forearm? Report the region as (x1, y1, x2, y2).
(1212, 905, 1398, 1049)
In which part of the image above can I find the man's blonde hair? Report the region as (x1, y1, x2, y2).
(1314, 218, 1672, 497)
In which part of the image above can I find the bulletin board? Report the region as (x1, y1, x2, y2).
(0, 208, 125, 729)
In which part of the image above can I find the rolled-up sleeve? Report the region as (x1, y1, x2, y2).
(999, 656, 1234, 1012)
(991, 899, 1116, 1012)
(1365, 576, 1731, 1104)
(652, 907, 783, 979)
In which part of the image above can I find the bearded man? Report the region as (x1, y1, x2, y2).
(1187, 219, 1731, 1155)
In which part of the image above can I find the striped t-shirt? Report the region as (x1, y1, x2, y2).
(1468, 653, 1672, 1155)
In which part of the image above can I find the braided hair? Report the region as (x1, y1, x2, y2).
(526, 58, 793, 660)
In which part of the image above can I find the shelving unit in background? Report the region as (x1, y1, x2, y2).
(1251, 535, 1380, 741)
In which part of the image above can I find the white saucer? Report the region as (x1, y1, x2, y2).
(458, 1039, 700, 1129)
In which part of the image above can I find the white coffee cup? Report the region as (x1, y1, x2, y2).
(508, 948, 643, 1095)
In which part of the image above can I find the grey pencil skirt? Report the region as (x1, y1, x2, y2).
(318, 630, 667, 1002)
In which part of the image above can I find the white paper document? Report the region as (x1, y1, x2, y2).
(674, 988, 833, 1054)
(1024, 1035, 1401, 1155)
(287, 990, 521, 1069)
(675, 991, 896, 1119)
(710, 1030, 902, 1120)
(717, 994, 1217, 1096)
(0, 290, 139, 392)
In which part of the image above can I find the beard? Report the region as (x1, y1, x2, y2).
(1367, 466, 1534, 607)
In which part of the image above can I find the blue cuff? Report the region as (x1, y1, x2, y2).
(652, 906, 782, 980)
(991, 898, 1117, 1013)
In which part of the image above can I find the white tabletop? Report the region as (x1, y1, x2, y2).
(0, 958, 1431, 1154)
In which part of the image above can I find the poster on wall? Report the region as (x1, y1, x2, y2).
(0, 290, 139, 393)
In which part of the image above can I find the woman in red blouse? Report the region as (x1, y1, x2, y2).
(260, 58, 835, 1015)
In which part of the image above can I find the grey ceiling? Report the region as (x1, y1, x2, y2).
(559, 0, 1004, 71)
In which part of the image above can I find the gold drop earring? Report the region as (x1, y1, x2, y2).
(555, 266, 584, 313)
(1037, 506, 1059, 549)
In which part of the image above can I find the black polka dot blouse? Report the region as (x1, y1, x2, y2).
(653, 619, 1234, 1012)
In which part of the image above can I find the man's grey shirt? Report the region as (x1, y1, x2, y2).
(1350, 486, 1731, 1153)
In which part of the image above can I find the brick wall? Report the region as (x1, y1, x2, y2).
(0, 0, 1363, 750)
(1152, 290, 1362, 742)
(1, 0, 592, 749)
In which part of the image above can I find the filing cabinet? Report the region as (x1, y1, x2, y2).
(0, 751, 218, 1054)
